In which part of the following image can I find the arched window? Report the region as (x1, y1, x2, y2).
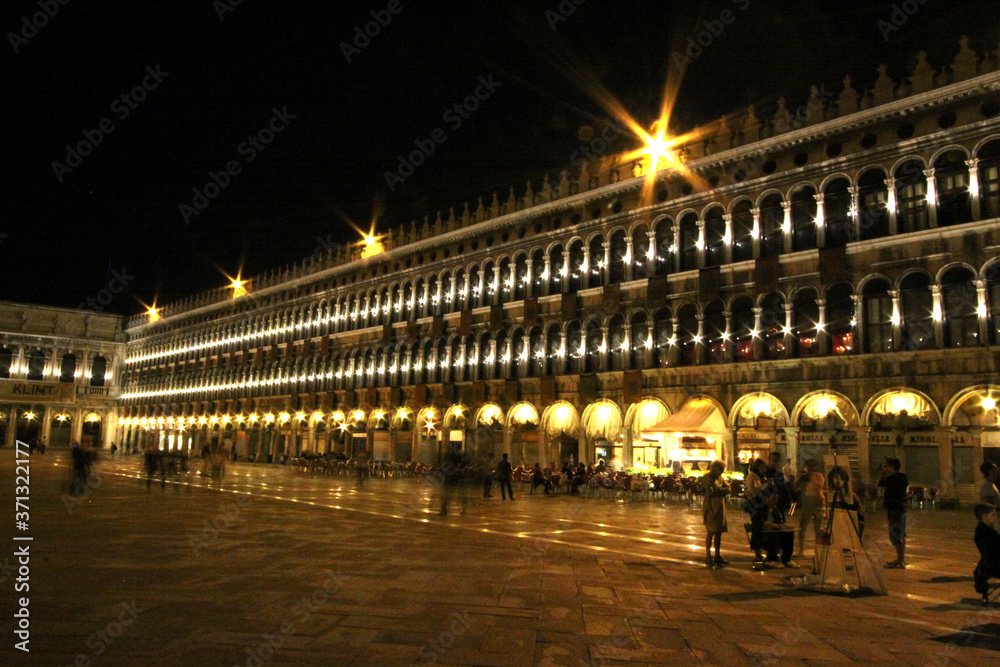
(731, 201, 754, 263)
(792, 290, 819, 357)
(857, 168, 890, 241)
(90, 355, 107, 387)
(730, 297, 755, 362)
(823, 178, 852, 247)
(608, 315, 626, 370)
(863, 279, 893, 353)
(653, 219, 673, 276)
(676, 304, 699, 366)
(679, 213, 699, 271)
(653, 308, 673, 367)
(941, 267, 979, 348)
(987, 264, 1000, 345)
(608, 230, 627, 284)
(978, 139, 1000, 219)
(934, 150, 972, 227)
(895, 160, 928, 233)
(900, 273, 934, 350)
(629, 312, 650, 368)
(631, 226, 650, 280)
(27, 349, 45, 381)
(703, 301, 726, 363)
(584, 319, 602, 372)
(566, 321, 583, 374)
(568, 241, 585, 291)
(790, 185, 818, 251)
(531, 249, 545, 296)
(703, 207, 725, 268)
(59, 354, 76, 382)
(544, 325, 560, 376)
(548, 245, 565, 294)
(826, 283, 855, 355)
(588, 237, 606, 287)
(759, 294, 785, 359)
(427, 275, 440, 316)
(497, 259, 513, 304)
(759, 194, 784, 257)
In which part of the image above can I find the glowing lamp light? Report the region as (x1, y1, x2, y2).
(983, 396, 996, 411)
(249, 413, 259, 423)
(221, 415, 231, 425)
(332, 410, 345, 423)
(230, 277, 248, 298)
(279, 412, 290, 424)
(644, 335, 654, 350)
(296, 411, 306, 421)
(209, 415, 219, 425)
(352, 409, 365, 422)
(146, 306, 161, 322)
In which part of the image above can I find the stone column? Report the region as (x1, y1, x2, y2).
(752, 307, 765, 360)
(696, 219, 706, 269)
(624, 237, 634, 282)
(931, 284, 945, 348)
(885, 177, 898, 236)
(857, 427, 871, 483)
(937, 425, 955, 498)
(602, 241, 612, 286)
(433, 279, 443, 316)
(975, 279, 989, 345)
(924, 168, 938, 228)
(966, 158, 981, 221)
(542, 255, 552, 296)
(558, 333, 567, 376)
(695, 315, 706, 365)
(849, 185, 861, 242)
(71, 407, 84, 443)
(646, 231, 657, 275)
(475, 270, 484, 309)
(781, 201, 793, 254)
(599, 327, 609, 371)
(783, 303, 796, 358)
(814, 193, 826, 248)
(890, 290, 902, 351)
(668, 317, 680, 367)
(524, 258, 534, 300)
(784, 427, 799, 476)
(672, 221, 683, 274)
(751, 207, 761, 259)
(816, 298, 829, 355)
(723, 213, 733, 264)
(5, 406, 18, 446)
(852, 294, 865, 354)
(41, 407, 52, 446)
(421, 283, 431, 318)
(722, 310, 733, 363)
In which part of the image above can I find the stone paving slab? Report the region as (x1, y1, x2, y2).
(2, 452, 1000, 666)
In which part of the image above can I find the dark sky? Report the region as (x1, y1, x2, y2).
(1, 0, 995, 314)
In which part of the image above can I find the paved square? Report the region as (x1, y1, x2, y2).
(2, 451, 998, 666)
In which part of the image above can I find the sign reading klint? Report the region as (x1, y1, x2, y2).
(0, 381, 76, 403)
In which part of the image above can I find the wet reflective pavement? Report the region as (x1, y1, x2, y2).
(3, 450, 997, 666)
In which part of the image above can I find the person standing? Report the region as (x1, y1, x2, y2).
(702, 460, 730, 568)
(980, 462, 1000, 507)
(497, 453, 514, 501)
(796, 459, 826, 555)
(767, 451, 792, 514)
(878, 458, 909, 569)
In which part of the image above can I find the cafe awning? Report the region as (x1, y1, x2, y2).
(643, 399, 727, 437)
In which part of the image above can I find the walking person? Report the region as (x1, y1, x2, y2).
(878, 458, 909, 569)
(110, 442, 118, 458)
(980, 462, 1000, 506)
(702, 460, 730, 568)
(497, 453, 514, 501)
(797, 459, 826, 555)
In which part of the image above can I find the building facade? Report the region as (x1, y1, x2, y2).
(0, 302, 123, 449)
(117, 40, 1000, 502)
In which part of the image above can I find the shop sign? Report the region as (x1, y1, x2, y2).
(0, 380, 76, 403)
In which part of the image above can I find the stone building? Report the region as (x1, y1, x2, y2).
(0, 302, 124, 449)
(117, 40, 1000, 503)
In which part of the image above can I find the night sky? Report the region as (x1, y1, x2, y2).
(1, 0, 995, 315)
